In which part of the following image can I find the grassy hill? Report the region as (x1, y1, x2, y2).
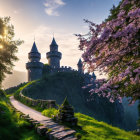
(75, 113, 140, 140)
(0, 90, 45, 140)
(21, 72, 124, 128)
(42, 108, 140, 140)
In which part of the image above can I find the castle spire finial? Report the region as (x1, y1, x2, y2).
(34, 35, 35, 41)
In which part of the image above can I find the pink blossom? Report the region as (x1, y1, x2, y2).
(76, 1, 140, 102)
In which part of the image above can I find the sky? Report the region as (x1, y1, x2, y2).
(0, 0, 121, 80)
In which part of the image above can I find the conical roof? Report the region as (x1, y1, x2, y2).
(92, 72, 96, 79)
(78, 59, 82, 65)
(50, 37, 58, 46)
(30, 42, 39, 53)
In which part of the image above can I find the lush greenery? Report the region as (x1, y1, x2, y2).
(19, 72, 128, 129)
(41, 107, 140, 140)
(0, 90, 45, 140)
(42, 108, 59, 118)
(14, 81, 46, 112)
(13, 72, 140, 130)
(74, 113, 140, 140)
(5, 82, 27, 94)
(0, 17, 23, 86)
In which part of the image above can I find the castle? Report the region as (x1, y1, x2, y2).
(26, 37, 96, 82)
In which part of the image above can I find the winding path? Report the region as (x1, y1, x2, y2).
(10, 96, 76, 140)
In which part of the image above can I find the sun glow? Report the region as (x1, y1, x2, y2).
(0, 44, 3, 49)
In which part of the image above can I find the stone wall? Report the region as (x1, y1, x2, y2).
(50, 66, 78, 73)
(14, 91, 56, 109)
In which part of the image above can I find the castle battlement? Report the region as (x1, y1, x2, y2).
(50, 66, 77, 73)
(26, 37, 91, 82)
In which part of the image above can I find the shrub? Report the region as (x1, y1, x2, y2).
(42, 108, 58, 118)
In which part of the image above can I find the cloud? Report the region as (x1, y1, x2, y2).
(13, 10, 19, 14)
(44, 0, 65, 16)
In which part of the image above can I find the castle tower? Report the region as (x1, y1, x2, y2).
(26, 42, 43, 81)
(46, 37, 62, 68)
(77, 59, 83, 73)
(92, 72, 96, 80)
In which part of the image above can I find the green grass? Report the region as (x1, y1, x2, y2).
(0, 90, 46, 140)
(41, 107, 140, 140)
(74, 113, 140, 140)
(42, 108, 59, 118)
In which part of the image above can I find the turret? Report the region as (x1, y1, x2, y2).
(92, 72, 96, 80)
(77, 59, 83, 73)
(26, 42, 43, 81)
(46, 37, 62, 68)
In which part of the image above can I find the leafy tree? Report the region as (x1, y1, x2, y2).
(0, 17, 23, 86)
(76, 0, 140, 103)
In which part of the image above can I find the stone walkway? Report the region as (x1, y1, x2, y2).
(10, 96, 77, 140)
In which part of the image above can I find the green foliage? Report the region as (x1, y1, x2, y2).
(5, 82, 27, 95)
(13, 81, 49, 112)
(73, 113, 140, 140)
(75, 133, 82, 139)
(0, 89, 6, 97)
(0, 17, 23, 86)
(41, 107, 140, 139)
(0, 94, 45, 140)
(15, 72, 127, 129)
(21, 72, 84, 107)
(42, 108, 58, 118)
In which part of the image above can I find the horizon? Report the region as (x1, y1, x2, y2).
(0, 0, 121, 80)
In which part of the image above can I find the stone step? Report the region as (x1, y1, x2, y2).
(63, 136, 77, 140)
(51, 129, 76, 140)
(10, 96, 77, 140)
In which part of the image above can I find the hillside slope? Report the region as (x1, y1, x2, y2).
(0, 90, 45, 140)
(42, 108, 140, 140)
(22, 72, 124, 128)
(75, 113, 140, 140)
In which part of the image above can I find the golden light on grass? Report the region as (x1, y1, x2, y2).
(0, 44, 3, 49)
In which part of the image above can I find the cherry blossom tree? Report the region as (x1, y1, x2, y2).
(76, 0, 140, 103)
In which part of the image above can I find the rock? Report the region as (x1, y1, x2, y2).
(58, 97, 77, 126)
(37, 126, 47, 136)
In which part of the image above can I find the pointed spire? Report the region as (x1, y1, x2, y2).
(92, 72, 96, 80)
(50, 37, 58, 46)
(78, 59, 82, 65)
(30, 41, 39, 53)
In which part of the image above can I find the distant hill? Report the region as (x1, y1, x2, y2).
(22, 71, 125, 129)
(2, 70, 27, 89)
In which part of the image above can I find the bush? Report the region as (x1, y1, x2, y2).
(0, 89, 6, 98)
(75, 133, 82, 139)
(42, 108, 58, 118)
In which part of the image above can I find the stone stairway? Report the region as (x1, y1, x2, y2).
(10, 96, 77, 140)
